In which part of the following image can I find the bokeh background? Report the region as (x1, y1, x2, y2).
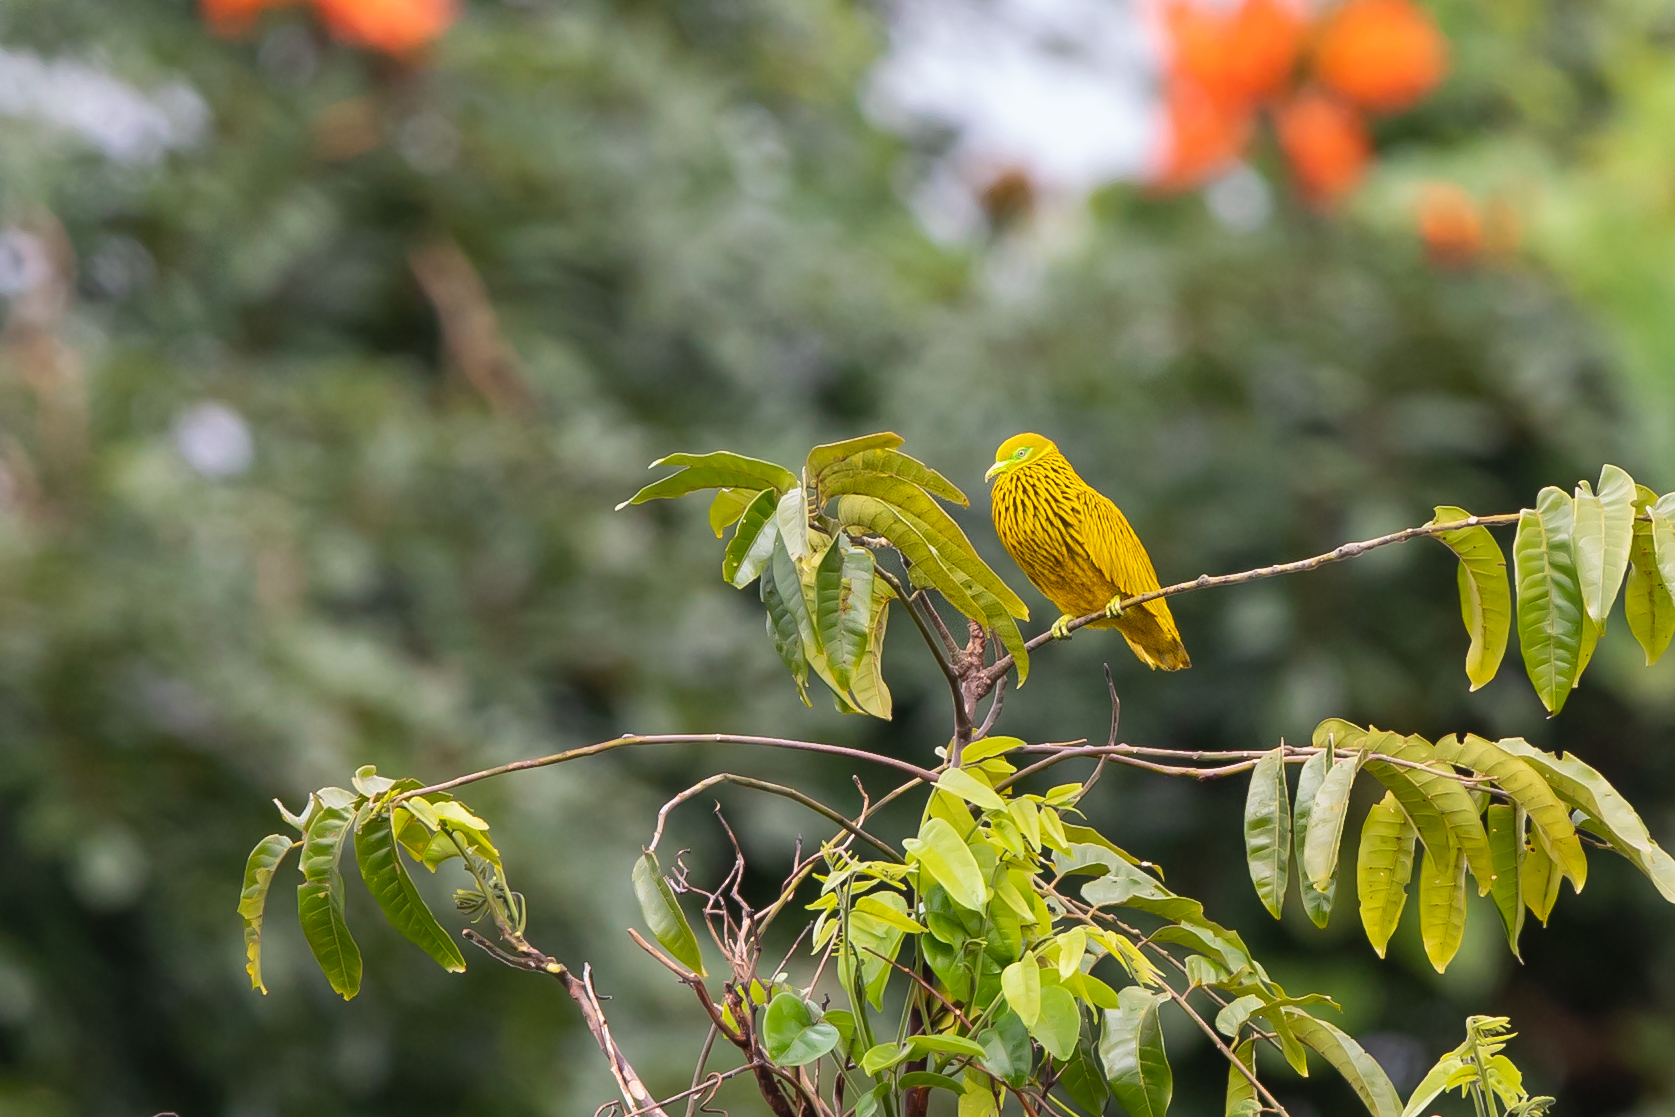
(1, 0, 1674, 1114)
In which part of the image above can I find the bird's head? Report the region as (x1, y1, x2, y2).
(985, 433, 1057, 482)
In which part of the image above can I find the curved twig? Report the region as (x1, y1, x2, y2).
(982, 513, 1522, 686)
(393, 733, 937, 805)
(647, 773, 902, 862)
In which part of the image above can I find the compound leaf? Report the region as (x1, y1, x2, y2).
(296, 792, 363, 1000)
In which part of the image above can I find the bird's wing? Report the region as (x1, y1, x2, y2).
(1077, 487, 1164, 597)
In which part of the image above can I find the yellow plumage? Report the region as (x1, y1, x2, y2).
(986, 433, 1191, 671)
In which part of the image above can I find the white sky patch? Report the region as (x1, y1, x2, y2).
(866, 0, 1166, 196)
(0, 43, 208, 164)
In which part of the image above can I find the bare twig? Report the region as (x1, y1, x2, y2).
(973, 672, 1007, 740)
(646, 774, 901, 861)
(409, 236, 533, 414)
(878, 568, 974, 746)
(393, 733, 936, 805)
(982, 513, 1523, 686)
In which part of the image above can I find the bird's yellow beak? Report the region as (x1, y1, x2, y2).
(984, 460, 1006, 483)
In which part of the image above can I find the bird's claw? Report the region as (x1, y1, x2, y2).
(1104, 596, 1127, 619)
(1049, 614, 1074, 640)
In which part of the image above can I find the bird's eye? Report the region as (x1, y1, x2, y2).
(1014, 448, 1027, 459)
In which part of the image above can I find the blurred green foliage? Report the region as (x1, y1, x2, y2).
(0, 0, 1672, 1114)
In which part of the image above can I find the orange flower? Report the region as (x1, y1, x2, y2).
(1275, 89, 1369, 203)
(1315, 0, 1447, 113)
(1162, 0, 1304, 106)
(201, 0, 290, 36)
(311, 0, 458, 54)
(1416, 182, 1482, 265)
(1156, 79, 1254, 190)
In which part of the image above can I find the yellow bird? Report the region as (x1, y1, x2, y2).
(986, 433, 1191, 671)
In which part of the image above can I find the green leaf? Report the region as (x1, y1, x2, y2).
(763, 992, 839, 1067)
(239, 834, 298, 994)
(1485, 804, 1526, 959)
(723, 488, 780, 587)
(1215, 994, 1266, 1039)
(296, 792, 363, 1000)
(709, 487, 758, 537)
(1030, 985, 1081, 1063)
(1243, 746, 1291, 919)
(1653, 496, 1675, 605)
(1432, 733, 1585, 890)
(839, 899, 908, 1009)
(1514, 488, 1585, 714)
(978, 1011, 1033, 1085)
(1292, 749, 1337, 928)
(1494, 737, 1675, 903)
(815, 540, 874, 688)
(1001, 955, 1042, 1026)
(775, 486, 812, 562)
(860, 1043, 908, 1075)
(817, 446, 969, 506)
(356, 810, 467, 973)
(1304, 749, 1362, 893)
(1575, 466, 1636, 625)
(1401, 1051, 1467, 1117)
(1418, 846, 1468, 973)
(1284, 1011, 1402, 1117)
(905, 817, 989, 911)
(1430, 505, 1512, 691)
(1101, 987, 1172, 1117)
(632, 850, 706, 976)
(806, 432, 904, 477)
(938, 768, 1006, 813)
(761, 539, 810, 700)
(1625, 489, 1675, 665)
(1357, 791, 1416, 959)
(905, 1033, 990, 1059)
(1520, 830, 1562, 924)
(847, 577, 895, 718)
(899, 1071, 967, 1092)
(617, 451, 797, 509)
(1226, 1038, 1260, 1117)
(1061, 1030, 1112, 1116)
(853, 893, 926, 934)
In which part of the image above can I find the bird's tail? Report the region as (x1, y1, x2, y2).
(1093, 597, 1191, 671)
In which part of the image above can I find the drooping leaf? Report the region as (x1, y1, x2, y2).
(1485, 804, 1526, 959)
(1243, 746, 1291, 919)
(1304, 749, 1362, 893)
(1357, 791, 1416, 959)
(1226, 1038, 1260, 1117)
(708, 487, 759, 537)
(904, 817, 989, 911)
(1285, 1011, 1403, 1117)
(1514, 488, 1585, 714)
(1215, 994, 1266, 1039)
(1520, 831, 1562, 924)
(762, 992, 839, 1067)
(296, 791, 364, 1000)
(1418, 846, 1468, 974)
(356, 810, 467, 973)
(1101, 987, 1172, 1117)
(1432, 733, 1585, 890)
(1575, 466, 1636, 626)
(723, 487, 780, 587)
(1061, 1030, 1112, 1116)
(1495, 737, 1675, 902)
(1025, 984, 1078, 1065)
(760, 539, 811, 700)
(775, 486, 812, 562)
(815, 539, 873, 688)
(816, 446, 968, 505)
(905, 1033, 990, 1059)
(1001, 955, 1042, 1026)
(1292, 749, 1337, 928)
(632, 850, 706, 976)
(859, 1043, 908, 1075)
(805, 432, 904, 477)
(839, 896, 909, 1009)
(1625, 487, 1675, 665)
(847, 577, 895, 718)
(1653, 495, 1675, 605)
(938, 768, 1006, 813)
(1429, 505, 1512, 691)
(617, 451, 797, 508)
(977, 1010, 1033, 1085)
(239, 834, 298, 994)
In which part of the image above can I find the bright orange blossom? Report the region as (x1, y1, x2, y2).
(1275, 89, 1369, 203)
(1315, 0, 1447, 113)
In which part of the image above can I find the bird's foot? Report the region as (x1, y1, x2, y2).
(1049, 614, 1075, 640)
(1104, 595, 1127, 619)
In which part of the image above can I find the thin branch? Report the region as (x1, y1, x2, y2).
(393, 733, 936, 804)
(982, 513, 1523, 685)
(1158, 979, 1292, 1117)
(878, 568, 973, 744)
(973, 672, 1007, 740)
(646, 774, 901, 861)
